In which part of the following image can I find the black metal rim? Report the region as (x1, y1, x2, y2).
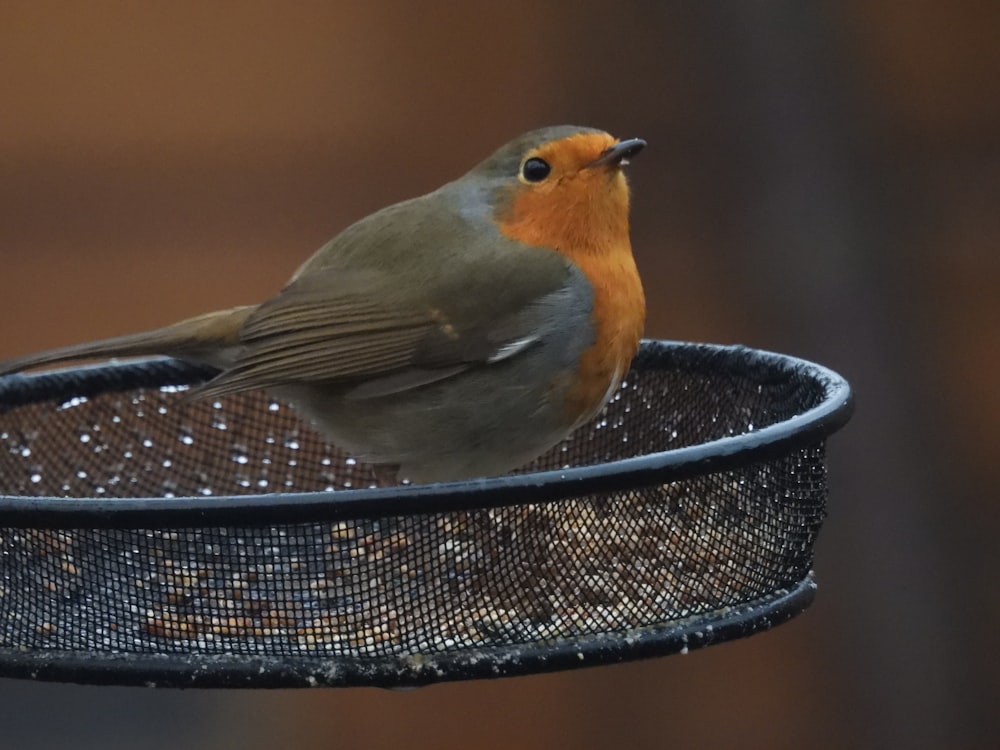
(0, 574, 816, 689)
(0, 340, 853, 528)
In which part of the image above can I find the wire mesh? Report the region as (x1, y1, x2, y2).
(0, 341, 850, 686)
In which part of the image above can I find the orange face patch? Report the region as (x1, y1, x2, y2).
(497, 133, 631, 255)
(494, 132, 646, 427)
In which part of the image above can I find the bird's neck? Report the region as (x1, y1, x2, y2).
(496, 174, 631, 259)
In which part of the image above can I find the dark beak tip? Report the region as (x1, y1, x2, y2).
(617, 138, 647, 162)
(621, 137, 647, 155)
(591, 137, 647, 168)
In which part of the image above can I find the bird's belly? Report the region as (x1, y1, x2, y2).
(274, 359, 593, 483)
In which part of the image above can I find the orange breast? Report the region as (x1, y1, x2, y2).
(495, 163, 646, 426)
(561, 247, 645, 425)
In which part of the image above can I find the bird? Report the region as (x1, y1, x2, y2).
(0, 125, 646, 484)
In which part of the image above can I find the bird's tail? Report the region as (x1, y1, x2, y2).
(0, 306, 255, 375)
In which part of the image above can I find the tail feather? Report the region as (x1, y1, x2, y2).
(0, 306, 254, 375)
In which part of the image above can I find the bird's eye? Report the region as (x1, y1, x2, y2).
(521, 157, 551, 183)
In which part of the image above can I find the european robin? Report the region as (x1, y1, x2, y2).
(0, 126, 646, 483)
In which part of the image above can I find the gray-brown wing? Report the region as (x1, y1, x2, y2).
(191, 243, 584, 402)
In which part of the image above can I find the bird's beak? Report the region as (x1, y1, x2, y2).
(587, 138, 647, 169)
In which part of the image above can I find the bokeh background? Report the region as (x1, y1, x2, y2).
(1, 2, 997, 748)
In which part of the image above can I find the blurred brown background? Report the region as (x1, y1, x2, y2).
(1, 2, 997, 748)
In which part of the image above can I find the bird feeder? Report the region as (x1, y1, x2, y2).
(0, 340, 851, 687)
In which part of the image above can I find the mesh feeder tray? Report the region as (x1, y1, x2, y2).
(0, 340, 851, 688)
